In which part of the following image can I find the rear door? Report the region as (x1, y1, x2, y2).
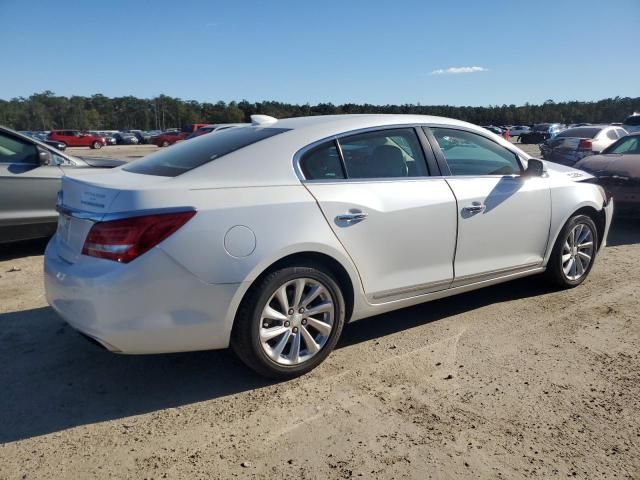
(426, 126, 551, 284)
(301, 127, 458, 302)
(0, 130, 63, 241)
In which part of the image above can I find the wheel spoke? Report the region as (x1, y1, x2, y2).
(578, 251, 591, 262)
(305, 301, 333, 317)
(300, 325, 320, 354)
(562, 253, 572, 264)
(576, 256, 585, 276)
(276, 285, 290, 312)
(269, 330, 291, 360)
(578, 241, 593, 249)
(300, 284, 324, 308)
(563, 241, 571, 253)
(292, 278, 306, 309)
(288, 331, 301, 363)
(563, 257, 574, 276)
(260, 325, 289, 342)
(307, 317, 332, 336)
(262, 305, 287, 322)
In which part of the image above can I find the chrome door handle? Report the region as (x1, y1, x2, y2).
(336, 212, 368, 223)
(462, 204, 486, 214)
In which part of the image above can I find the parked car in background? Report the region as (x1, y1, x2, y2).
(151, 130, 188, 147)
(575, 132, 640, 214)
(21, 131, 68, 150)
(48, 130, 106, 149)
(0, 126, 125, 243)
(540, 125, 628, 166)
(44, 114, 612, 379)
(509, 125, 531, 138)
(519, 123, 564, 144)
(144, 130, 162, 143)
(124, 130, 146, 144)
(481, 125, 504, 136)
(92, 132, 116, 145)
(113, 132, 140, 145)
(622, 113, 640, 133)
(185, 123, 248, 140)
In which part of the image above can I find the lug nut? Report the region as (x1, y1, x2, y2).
(292, 327, 298, 333)
(301, 319, 307, 325)
(298, 308, 305, 314)
(263, 322, 269, 327)
(284, 321, 290, 327)
(288, 308, 294, 315)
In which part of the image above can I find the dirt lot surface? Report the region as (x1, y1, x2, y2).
(1, 143, 639, 479)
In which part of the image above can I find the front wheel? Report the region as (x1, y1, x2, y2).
(232, 265, 345, 379)
(545, 214, 598, 288)
(91, 141, 102, 149)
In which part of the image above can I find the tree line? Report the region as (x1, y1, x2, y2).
(1, 91, 638, 131)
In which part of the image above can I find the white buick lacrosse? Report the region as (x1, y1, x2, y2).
(45, 114, 613, 378)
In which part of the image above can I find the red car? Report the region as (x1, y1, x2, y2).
(48, 130, 107, 149)
(151, 131, 189, 147)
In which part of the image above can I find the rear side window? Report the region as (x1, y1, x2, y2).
(338, 128, 428, 179)
(0, 132, 38, 164)
(300, 141, 345, 180)
(124, 127, 289, 177)
(605, 129, 618, 140)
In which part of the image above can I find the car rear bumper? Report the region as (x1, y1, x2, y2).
(44, 237, 243, 354)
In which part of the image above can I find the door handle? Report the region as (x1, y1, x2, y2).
(336, 211, 368, 223)
(462, 204, 486, 214)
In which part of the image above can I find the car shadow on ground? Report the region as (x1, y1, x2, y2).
(0, 274, 555, 444)
(0, 238, 48, 261)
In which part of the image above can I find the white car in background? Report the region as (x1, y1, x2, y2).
(540, 125, 628, 166)
(509, 125, 531, 137)
(45, 114, 613, 378)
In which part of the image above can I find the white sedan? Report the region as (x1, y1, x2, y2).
(44, 114, 613, 378)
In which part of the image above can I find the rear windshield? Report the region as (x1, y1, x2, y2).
(556, 127, 601, 139)
(124, 127, 289, 177)
(623, 115, 640, 126)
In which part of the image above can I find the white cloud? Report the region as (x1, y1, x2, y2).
(431, 66, 489, 75)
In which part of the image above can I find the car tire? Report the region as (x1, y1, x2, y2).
(91, 141, 102, 149)
(231, 264, 346, 379)
(545, 214, 598, 289)
(162, 140, 170, 147)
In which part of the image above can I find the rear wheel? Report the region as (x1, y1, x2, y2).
(161, 140, 170, 147)
(232, 264, 345, 379)
(91, 141, 102, 149)
(546, 214, 597, 288)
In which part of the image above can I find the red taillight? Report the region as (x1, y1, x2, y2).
(578, 139, 592, 150)
(82, 211, 196, 263)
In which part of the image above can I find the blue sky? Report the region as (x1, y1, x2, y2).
(1, 0, 638, 106)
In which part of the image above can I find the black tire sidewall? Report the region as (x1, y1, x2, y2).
(234, 266, 345, 379)
(548, 214, 598, 288)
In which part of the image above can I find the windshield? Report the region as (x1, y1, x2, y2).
(557, 127, 601, 139)
(124, 126, 289, 177)
(603, 135, 640, 154)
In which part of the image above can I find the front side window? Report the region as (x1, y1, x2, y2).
(338, 128, 428, 179)
(430, 128, 521, 176)
(0, 132, 38, 164)
(605, 136, 640, 154)
(299, 141, 345, 180)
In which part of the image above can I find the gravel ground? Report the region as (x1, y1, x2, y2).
(1, 142, 638, 479)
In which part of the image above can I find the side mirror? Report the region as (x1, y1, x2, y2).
(525, 158, 546, 177)
(38, 147, 53, 165)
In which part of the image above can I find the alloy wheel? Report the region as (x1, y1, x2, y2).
(259, 278, 335, 366)
(561, 223, 594, 281)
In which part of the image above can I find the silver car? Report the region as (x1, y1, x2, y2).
(0, 126, 124, 243)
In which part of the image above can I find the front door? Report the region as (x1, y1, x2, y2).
(0, 131, 63, 242)
(427, 126, 551, 284)
(300, 127, 458, 302)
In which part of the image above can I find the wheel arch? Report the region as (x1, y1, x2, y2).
(231, 251, 357, 337)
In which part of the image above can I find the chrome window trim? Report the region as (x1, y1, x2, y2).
(293, 123, 531, 182)
(56, 205, 196, 223)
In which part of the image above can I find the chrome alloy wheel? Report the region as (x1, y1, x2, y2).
(562, 223, 595, 281)
(259, 278, 335, 366)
